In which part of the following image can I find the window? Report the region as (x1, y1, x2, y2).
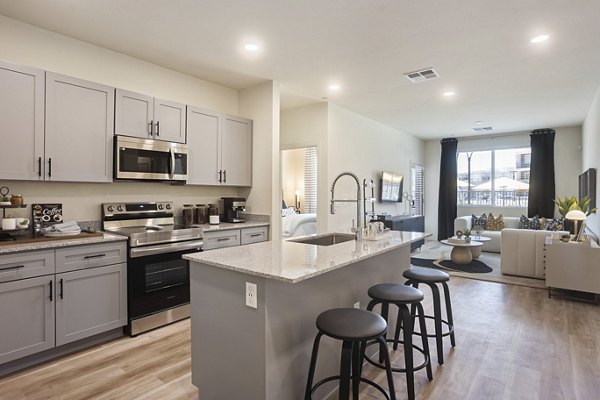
(303, 147, 318, 213)
(457, 147, 531, 207)
(411, 163, 424, 215)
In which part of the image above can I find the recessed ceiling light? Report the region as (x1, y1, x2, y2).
(530, 34, 549, 44)
(244, 43, 259, 52)
(328, 84, 341, 91)
(474, 120, 483, 125)
(442, 91, 455, 97)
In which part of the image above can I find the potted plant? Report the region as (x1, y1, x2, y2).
(554, 195, 597, 234)
(463, 228, 472, 243)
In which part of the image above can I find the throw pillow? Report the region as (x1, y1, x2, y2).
(471, 213, 487, 231)
(489, 214, 505, 231)
(518, 215, 530, 229)
(485, 213, 495, 230)
(545, 217, 564, 231)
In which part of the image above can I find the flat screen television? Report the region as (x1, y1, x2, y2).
(380, 171, 403, 202)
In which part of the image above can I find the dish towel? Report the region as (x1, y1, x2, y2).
(43, 221, 81, 233)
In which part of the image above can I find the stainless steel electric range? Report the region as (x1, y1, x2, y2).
(102, 201, 203, 336)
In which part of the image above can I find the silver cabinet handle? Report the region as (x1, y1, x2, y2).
(84, 253, 106, 259)
(250, 233, 262, 238)
(156, 121, 160, 137)
(217, 237, 230, 242)
(149, 120, 154, 137)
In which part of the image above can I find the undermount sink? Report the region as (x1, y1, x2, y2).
(290, 233, 356, 246)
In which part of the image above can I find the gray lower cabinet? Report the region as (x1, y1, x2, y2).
(203, 226, 269, 250)
(56, 263, 127, 346)
(0, 242, 127, 365)
(0, 275, 55, 364)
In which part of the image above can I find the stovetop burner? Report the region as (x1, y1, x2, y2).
(102, 202, 203, 247)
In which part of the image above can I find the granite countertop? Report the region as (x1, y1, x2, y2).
(184, 230, 429, 283)
(0, 232, 127, 255)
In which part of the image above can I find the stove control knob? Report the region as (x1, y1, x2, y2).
(107, 205, 114, 213)
(117, 205, 123, 212)
(165, 204, 172, 210)
(158, 204, 164, 210)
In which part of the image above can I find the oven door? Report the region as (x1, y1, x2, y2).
(114, 135, 188, 181)
(127, 247, 199, 321)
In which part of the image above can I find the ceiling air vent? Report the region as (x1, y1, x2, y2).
(404, 68, 440, 83)
(472, 126, 494, 133)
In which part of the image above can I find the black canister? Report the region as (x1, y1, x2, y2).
(194, 204, 206, 224)
(183, 204, 194, 227)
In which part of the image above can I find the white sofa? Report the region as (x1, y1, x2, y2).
(454, 216, 520, 253)
(501, 228, 568, 279)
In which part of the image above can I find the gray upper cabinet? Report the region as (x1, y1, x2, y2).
(187, 107, 252, 186)
(0, 276, 55, 364)
(186, 106, 220, 185)
(221, 115, 252, 187)
(115, 89, 186, 143)
(45, 73, 114, 183)
(0, 60, 45, 180)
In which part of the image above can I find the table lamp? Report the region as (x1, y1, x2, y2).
(565, 209, 587, 241)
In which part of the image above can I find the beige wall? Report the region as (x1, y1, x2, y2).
(326, 104, 424, 232)
(281, 148, 305, 211)
(0, 15, 257, 223)
(280, 103, 329, 234)
(582, 87, 600, 235)
(239, 81, 280, 237)
(424, 126, 583, 238)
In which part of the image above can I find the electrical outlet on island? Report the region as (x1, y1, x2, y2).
(246, 282, 258, 309)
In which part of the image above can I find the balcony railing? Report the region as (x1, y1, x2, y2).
(457, 190, 529, 207)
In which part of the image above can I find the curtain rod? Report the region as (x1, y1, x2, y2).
(455, 131, 529, 142)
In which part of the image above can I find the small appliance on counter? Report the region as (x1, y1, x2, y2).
(220, 197, 246, 223)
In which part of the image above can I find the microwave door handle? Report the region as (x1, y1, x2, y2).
(169, 147, 175, 179)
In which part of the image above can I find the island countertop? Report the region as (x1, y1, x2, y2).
(183, 230, 429, 283)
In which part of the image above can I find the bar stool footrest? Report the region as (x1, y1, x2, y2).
(363, 338, 430, 374)
(412, 315, 454, 339)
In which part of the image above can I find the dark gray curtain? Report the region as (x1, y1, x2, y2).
(527, 129, 555, 217)
(438, 138, 458, 240)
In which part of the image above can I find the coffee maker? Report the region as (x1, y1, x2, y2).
(220, 197, 246, 223)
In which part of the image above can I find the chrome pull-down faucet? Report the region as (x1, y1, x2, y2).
(330, 172, 363, 237)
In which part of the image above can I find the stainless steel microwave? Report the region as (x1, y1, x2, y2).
(114, 135, 189, 181)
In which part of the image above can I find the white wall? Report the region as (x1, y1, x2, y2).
(280, 103, 329, 234)
(0, 15, 252, 223)
(424, 126, 583, 238)
(582, 86, 600, 235)
(327, 104, 424, 232)
(239, 81, 281, 237)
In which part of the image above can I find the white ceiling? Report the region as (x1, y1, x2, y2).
(1, 0, 599, 140)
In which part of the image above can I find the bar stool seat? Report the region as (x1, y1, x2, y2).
(305, 308, 396, 400)
(403, 266, 450, 283)
(368, 283, 424, 302)
(317, 308, 387, 341)
(403, 266, 455, 365)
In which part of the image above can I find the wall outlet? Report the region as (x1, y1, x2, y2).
(246, 282, 257, 309)
(353, 301, 360, 309)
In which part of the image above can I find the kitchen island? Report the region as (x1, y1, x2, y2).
(184, 230, 428, 400)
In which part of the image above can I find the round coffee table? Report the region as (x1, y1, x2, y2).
(468, 236, 490, 257)
(440, 239, 484, 264)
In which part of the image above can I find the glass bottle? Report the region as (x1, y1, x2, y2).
(194, 204, 206, 224)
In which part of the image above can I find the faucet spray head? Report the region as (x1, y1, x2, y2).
(330, 201, 336, 214)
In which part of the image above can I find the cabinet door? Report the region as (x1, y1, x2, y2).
(186, 106, 221, 185)
(0, 61, 45, 180)
(55, 263, 127, 346)
(115, 89, 154, 139)
(154, 98, 186, 143)
(221, 115, 252, 186)
(0, 276, 55, 364)
(45, 73, 114, 182)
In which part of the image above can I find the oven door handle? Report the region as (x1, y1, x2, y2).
(130, 240, 203, 258)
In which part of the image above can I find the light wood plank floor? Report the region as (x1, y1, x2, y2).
(1, 276, 599, 400)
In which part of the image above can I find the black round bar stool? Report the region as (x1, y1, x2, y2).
(365, 283, 433, 400)
(305, 308, 396, 400)
(403, 266, 455, 365)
